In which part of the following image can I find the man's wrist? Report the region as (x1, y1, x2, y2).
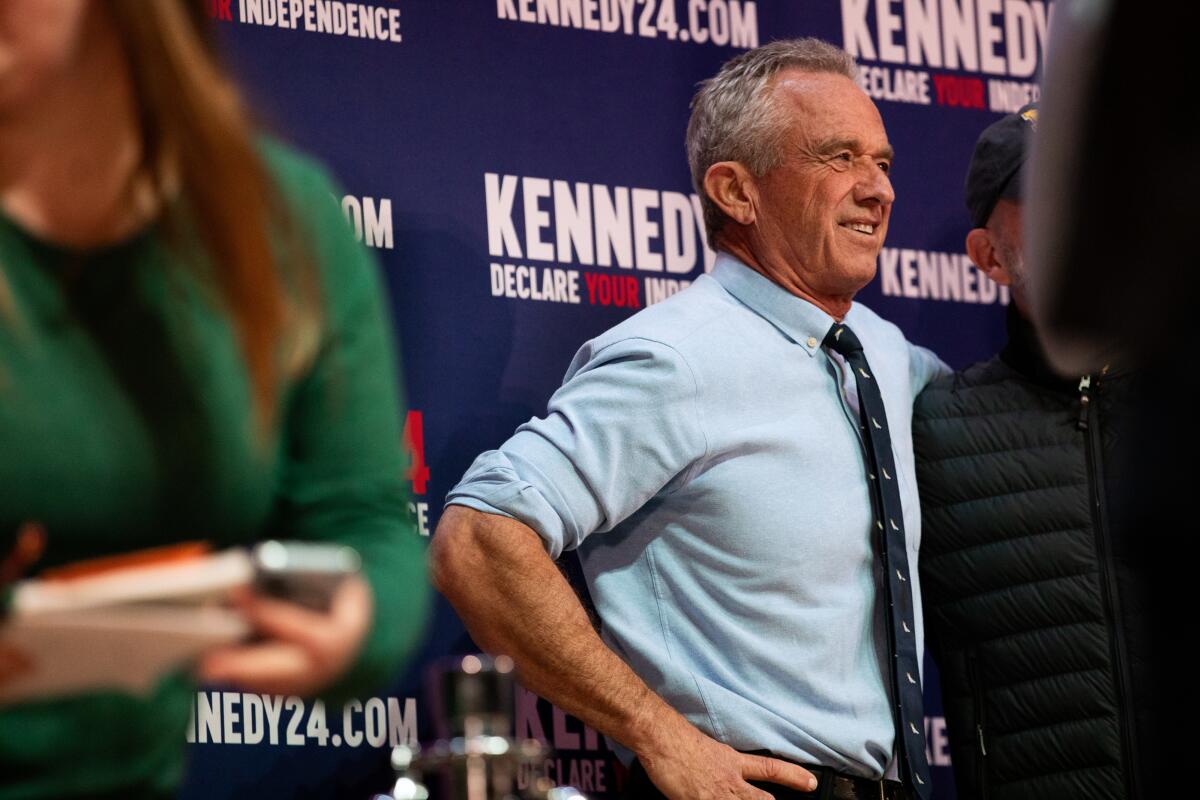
(623, 691, 692, 763)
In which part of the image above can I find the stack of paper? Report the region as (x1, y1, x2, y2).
(1, 545, 254, 705)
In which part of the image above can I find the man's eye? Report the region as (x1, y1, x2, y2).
(878, 161, 891, 174)
(827, 152, 853, 170)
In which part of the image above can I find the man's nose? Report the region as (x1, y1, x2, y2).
(856, 163, 895, 207)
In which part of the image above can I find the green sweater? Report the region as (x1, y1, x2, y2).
(0, 141, 428, 798)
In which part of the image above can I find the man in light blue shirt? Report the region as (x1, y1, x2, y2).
(433, 38, 946, 800)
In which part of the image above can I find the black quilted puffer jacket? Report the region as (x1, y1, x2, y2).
(912, 307, 1149, 800)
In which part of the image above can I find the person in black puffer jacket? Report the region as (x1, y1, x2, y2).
(913, 106, 1150, 800)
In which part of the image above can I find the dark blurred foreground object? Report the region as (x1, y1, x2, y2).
(1027, 0, 1193, 792)
(1028, 0, 1196, 372)
(376, 655, 586, 800)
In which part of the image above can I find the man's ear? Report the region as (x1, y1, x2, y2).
(703, 162, 757, 228)
(966, 227, 1013, 286)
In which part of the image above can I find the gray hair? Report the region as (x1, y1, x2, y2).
(686, 38, 858, 246)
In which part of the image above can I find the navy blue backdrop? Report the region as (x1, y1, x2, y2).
(181, 1, 1049, 797)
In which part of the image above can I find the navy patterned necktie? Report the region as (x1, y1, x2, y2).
(823, 322, 931, 800)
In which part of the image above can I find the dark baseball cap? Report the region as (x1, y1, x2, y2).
(965, 102, 1038, 228)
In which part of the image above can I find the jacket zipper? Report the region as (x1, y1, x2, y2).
(966, 649, 988, 799)
(1078, 372, 1140, 799)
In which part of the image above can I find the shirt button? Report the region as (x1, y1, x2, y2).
(807, 336, 817, 347)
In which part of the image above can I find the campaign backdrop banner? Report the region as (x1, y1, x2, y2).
(181, 1, 1050, 797)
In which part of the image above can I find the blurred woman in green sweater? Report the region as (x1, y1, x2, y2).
(0, 1, 428, 796)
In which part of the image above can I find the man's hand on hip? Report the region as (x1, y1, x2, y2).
(638, 716, 818, 800)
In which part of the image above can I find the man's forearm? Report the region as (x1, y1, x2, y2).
(429, 504, 682, 757)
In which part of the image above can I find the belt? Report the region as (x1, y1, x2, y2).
(787, 764, 909, 800)
(623, 755, 911, 800)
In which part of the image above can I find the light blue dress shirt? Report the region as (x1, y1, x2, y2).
(447, 253, 947, 779)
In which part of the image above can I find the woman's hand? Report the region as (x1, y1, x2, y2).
(196, 575, 373, 697)
(0, 644, 32, 689)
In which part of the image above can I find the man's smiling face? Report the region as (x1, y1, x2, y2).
(751, 70, 896, 300)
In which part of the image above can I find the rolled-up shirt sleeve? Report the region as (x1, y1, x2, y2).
(446, 336, 708, 559)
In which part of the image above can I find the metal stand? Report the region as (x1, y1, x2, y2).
(376, 654, 588, 800)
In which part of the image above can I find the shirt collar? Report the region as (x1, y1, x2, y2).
(709, 252, 838, 357)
